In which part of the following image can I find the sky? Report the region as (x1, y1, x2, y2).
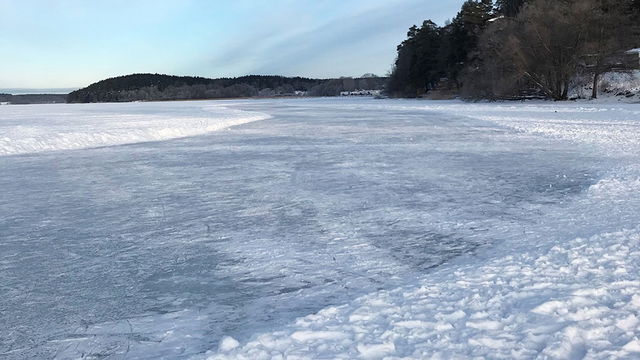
(0, 0, 465, 89)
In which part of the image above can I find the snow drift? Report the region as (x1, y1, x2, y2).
(0, 101, 270, 156)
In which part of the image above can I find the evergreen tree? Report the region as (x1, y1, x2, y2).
(387, 1, 494, 97)
(495, 0, 528, 16)
(387, 21, 443, 97)
(441, 0, 494, 86)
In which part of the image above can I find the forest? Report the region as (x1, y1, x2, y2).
(387, 0, 640, 100)
(67, 74, 387, 103)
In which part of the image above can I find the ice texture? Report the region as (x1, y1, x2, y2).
(1, 98, 638, 359)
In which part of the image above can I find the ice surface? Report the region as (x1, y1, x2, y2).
(205, 99, 640, 360)
(1, 98, 638, 359)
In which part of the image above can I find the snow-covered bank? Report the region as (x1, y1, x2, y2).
(207, 100, 640, 360)
(0, 101, 270, 156)
(572, 70, 640, 102)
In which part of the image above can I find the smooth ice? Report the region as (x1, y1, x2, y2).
(0, 98, 622, 358)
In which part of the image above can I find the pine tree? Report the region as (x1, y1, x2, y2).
(495, 0, 528, 16)
(441, 1, 494, 86)
(388, 21, 443, 97)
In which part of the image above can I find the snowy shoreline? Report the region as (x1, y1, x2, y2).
(0, 101, 271, 156)
(206, 100, 640, 359)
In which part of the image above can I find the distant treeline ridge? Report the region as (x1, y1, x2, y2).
(67, 74, 387, 103)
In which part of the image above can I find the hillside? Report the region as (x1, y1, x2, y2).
(67, 73, 387, 103)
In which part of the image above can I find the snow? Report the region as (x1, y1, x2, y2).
(0, 101, 270, 156)
(1, 98, 639, 359)
(207, 229, 640, 359)
(571, 70, 640, 101)
(219, 337, 241, 352)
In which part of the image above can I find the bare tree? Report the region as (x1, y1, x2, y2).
(469, 0, 640, 100)
(510, 0, 593, 99)
(583, 0, 639, 98)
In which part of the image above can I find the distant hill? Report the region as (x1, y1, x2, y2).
(67, 74, 319, 103)
(67, 73, 387, 103)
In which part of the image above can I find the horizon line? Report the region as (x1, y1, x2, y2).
(2, 72, 387, 95)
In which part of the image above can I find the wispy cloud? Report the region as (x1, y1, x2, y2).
(208, 0, 460, 78)
(0, 0, 463, 87)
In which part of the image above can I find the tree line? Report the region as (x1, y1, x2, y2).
(387, 0, 640, 100)
(67, 74, 387, 103)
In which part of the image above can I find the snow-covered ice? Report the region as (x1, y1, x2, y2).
(1, 98, 639, 359)
(0, 101, 270, 156)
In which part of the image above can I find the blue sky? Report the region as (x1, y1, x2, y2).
(0, 0, 465, 88)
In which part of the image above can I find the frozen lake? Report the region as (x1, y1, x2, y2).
(0, 98, 610, 358)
